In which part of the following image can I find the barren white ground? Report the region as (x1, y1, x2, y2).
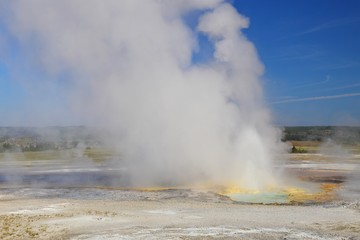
(0, 189, 359, 239)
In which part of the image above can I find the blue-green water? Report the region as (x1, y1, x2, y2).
(227, 193, 289, 204)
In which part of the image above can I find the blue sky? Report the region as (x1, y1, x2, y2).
(0, 0, 360, 126)
(232, 0, 360, 126)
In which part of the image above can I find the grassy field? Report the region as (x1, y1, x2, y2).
(290, 141, 360, 154)
(0, 147, 116, 163)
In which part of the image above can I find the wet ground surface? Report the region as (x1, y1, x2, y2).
(0, 153, 359, 239)
(0, 165, 130, 188)
(0, 187, 229, 202)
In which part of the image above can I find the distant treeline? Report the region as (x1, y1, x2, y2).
(0, 126, 359, 152)
(0, 126, 103, 152)
(282, 126, 360, 144)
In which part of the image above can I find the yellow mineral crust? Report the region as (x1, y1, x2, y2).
(217, 182, 341, 204)
(285, 183, 340, 203)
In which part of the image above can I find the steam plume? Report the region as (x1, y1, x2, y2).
(1, 1, 283, 189)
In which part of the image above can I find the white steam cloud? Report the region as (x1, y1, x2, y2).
(1, 0, 284, 189)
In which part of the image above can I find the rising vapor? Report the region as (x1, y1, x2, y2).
(1, 0, 284, 190)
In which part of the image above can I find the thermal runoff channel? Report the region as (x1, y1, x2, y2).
(2, 1, 285, 191)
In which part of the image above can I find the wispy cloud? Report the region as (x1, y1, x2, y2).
(320, 83, 360, 92)
(317, 61, 360, 70)
(281, 17, 360, 39)
(287, 75, 330, 91)
(299, 18, 359, 35)
(270, 95, 295, 100)
(271, 92, 360, 105)
(263, 45, 321, 61)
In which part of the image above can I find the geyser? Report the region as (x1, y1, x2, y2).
(1, 0, 284, 190)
